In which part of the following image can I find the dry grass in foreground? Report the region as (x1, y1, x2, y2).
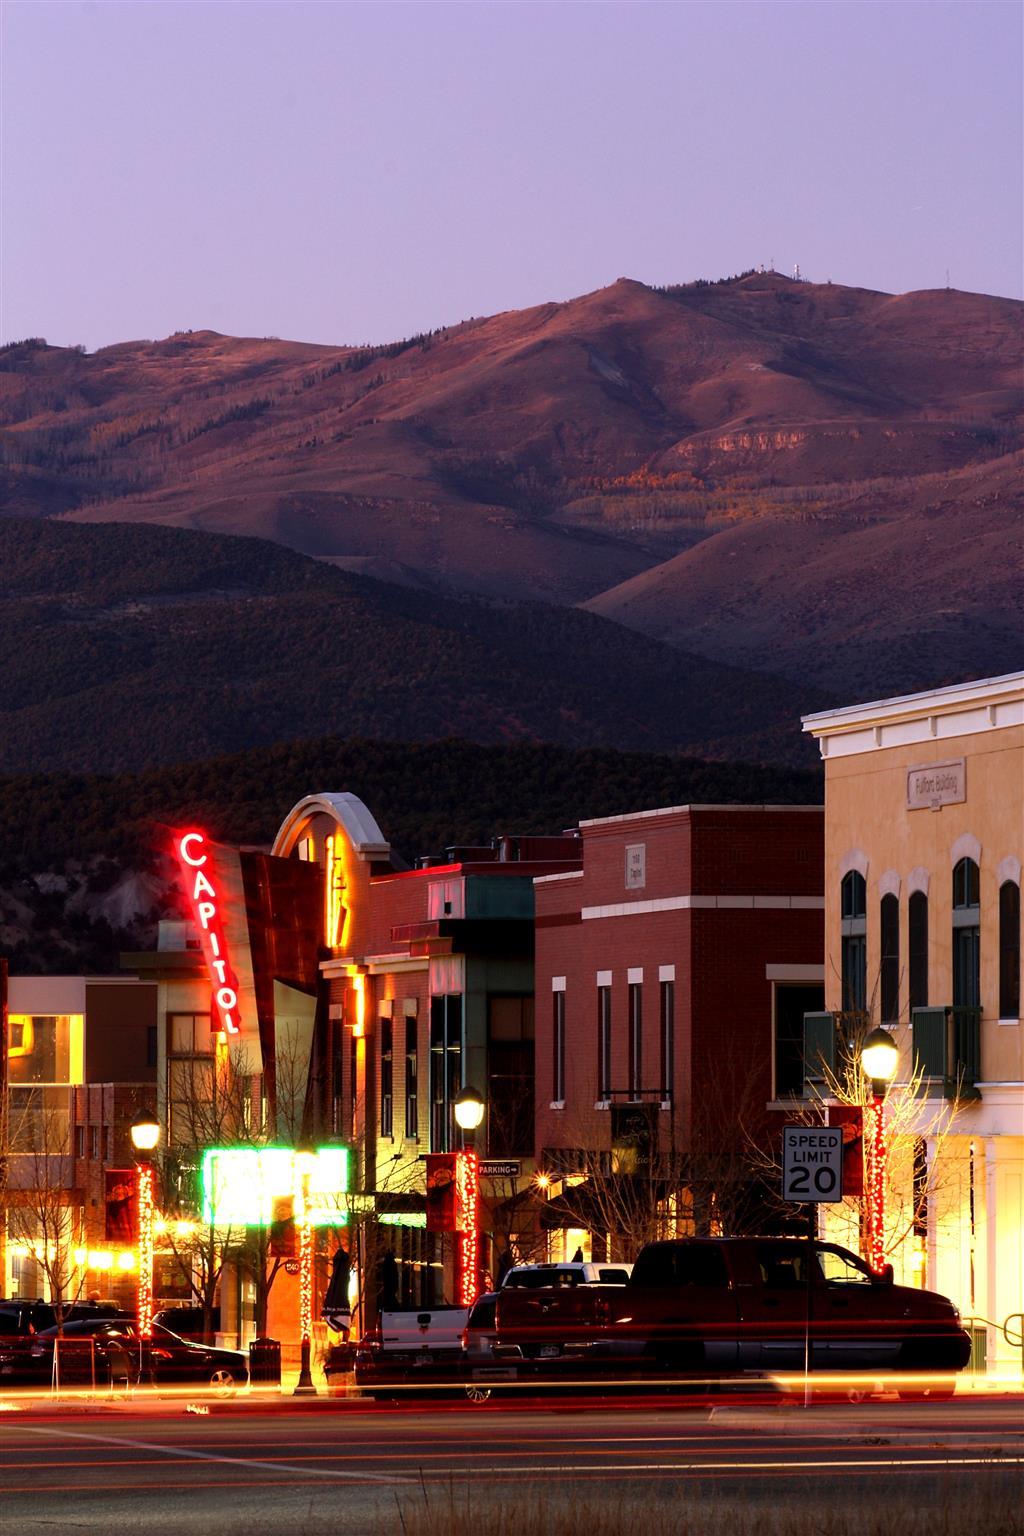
(388, 1481, 1024, 1536)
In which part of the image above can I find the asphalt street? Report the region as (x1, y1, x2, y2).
(1, 1395, 1021, 1534)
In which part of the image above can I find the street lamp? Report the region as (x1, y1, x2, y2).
(453, 1086, 485, 1138)
(860, 1027, 898, 1274)
(129, 1109, 161, 1343)
(452, 1086, 485, 1306)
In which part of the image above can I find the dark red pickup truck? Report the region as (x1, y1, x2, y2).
(493, 1238, 970, 1396)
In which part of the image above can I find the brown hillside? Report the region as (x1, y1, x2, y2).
(2, 273, 1020, 700)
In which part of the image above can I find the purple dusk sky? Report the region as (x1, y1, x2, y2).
(3, 1, 1021, 352)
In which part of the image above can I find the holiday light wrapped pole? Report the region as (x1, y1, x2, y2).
(130, 1109, 161, 1374)
(860, 1028, 899, 1274)
(294, 1163, 317, 1394)
(453, 1087, 485, 1307)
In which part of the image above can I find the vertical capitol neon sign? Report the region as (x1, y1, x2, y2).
(175, 830, 241, 1035)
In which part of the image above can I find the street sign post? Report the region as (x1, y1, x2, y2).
(782, 1125, 844, 1406)
(479, 1160, 521, 1178)
(782, 1125, 843, 1203)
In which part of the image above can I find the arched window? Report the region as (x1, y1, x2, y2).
(1000, 880, 1021, 1020)
(840, 871, 867, 1014)
(952, 858, 980, 1009)
(880, 893, 900, 1023)
(908, 890, 929, 1011)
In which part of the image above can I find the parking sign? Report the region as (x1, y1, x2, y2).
(782, 1125, 844, 1203)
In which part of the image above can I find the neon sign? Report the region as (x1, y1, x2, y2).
(175, 830, 242, 1035)
(200, 1146, 350, 1227)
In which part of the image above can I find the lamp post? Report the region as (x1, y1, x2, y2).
(294, 1157, 317, 1395)
(860, 1027, 899, 1275)
(452, 1087, 485, 1307)
(130, 1109, 161, 1368)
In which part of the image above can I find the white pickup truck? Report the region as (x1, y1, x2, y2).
(501, 1262, 633, 1289)
(352, 1307, 471, 1397)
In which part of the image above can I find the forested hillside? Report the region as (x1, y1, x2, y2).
(0, 736, 821, 973)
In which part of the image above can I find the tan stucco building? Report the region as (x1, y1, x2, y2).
(803, 672, 1023, 1375)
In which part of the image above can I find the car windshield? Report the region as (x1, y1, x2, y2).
(152, 1324, 188, 1346)
(818, 1246, 874, 1285)
(506, 1269, 581, 1289)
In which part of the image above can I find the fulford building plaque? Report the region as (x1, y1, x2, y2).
(907, 758, 966, 811)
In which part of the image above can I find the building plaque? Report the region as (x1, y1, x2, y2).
(625, 843, 646, 890)
(907, 758, 966, 812)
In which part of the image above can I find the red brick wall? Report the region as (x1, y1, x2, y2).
(535, 808, 823, 1168)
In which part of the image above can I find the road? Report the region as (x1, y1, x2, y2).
(2, 1395, 1021, 1535)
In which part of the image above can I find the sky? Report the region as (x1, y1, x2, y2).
(2, 1, 1021, 351)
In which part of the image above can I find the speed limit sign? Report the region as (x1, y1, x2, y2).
(782, 1125, 843, 1203)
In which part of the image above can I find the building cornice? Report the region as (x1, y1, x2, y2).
(802, 672, 1024, 760)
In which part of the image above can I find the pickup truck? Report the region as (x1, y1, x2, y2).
(349, 1306, 471, 1397)
(493, 1237, 970, 1397)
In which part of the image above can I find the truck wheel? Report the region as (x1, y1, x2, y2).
(465, 1384, 492, 1404)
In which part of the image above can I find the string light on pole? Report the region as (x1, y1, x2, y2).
(453, 1087, 485, 1307)
(130, 1109, 161, 1342)
(860, 1027, 898, 1275)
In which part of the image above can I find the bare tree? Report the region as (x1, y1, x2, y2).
(764, 1006, 964, 1265)
(545, 1056, 771, 1261)
(5, 1087, 87, 1326)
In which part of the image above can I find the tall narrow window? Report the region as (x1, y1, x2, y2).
(908, 891, 929, 1012)
(597, 985, 611, 1102)
(552, 991, 565, 1103)
(840, 871, 867, 1014)
(880, 893, 900, 1024)
(348, 1033, 358, 1135)
(628, 983, 642, 1102)
(952, 858, 981, 1009)
(404, 1014, 418, 1141)
(380, 1017, 393, 1137)
(999, 880, 1021, 1019)
(429, 994, 462, 1152)
(659, 979, 675, 1103)
(487, 996, 534, 1156)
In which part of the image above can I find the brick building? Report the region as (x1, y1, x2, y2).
(532, 804, 824, 1259)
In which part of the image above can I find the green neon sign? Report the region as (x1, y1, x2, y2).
(200, 1146, 350, 1227)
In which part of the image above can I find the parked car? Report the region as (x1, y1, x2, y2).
(460, 1291, 519, 1403)
(152, 1306, 221, 1343)
(350, 1306, 471, 1398)
(0, 1298, 121, 1336)
(500, 1263, 633, 1289)
(31, 1317, 249, 1391)
(0, 1303, 127, 1388)
(494, 1238, 971, 1398)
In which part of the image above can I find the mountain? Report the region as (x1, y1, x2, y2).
(0, 518, 823, 774)
(2, 272, 1020, 701)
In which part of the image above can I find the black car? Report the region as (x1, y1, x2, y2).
(31, 1318, 249, 1391)
(0, 1298, 121, 1336)
(152, 1305, 221, 1343)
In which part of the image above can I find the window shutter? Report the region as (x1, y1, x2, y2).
(912, 1006, 948, 1088)
(802, 1011, 836, 1090)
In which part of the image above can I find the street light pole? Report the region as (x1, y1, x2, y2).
(860, 1028, 899, 1275)
(293, 1161, 317, 1395)
(453, 1087, 485, 1307)
(130, 1109, 161, 1382)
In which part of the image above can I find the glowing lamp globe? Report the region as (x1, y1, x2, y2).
(860, 1028, 898, 1087)
(453, 1086, 485, 1132)
(130, 1108, 161, 1154)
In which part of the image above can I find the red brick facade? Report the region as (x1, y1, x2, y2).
(534, 806, 824, 1173)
